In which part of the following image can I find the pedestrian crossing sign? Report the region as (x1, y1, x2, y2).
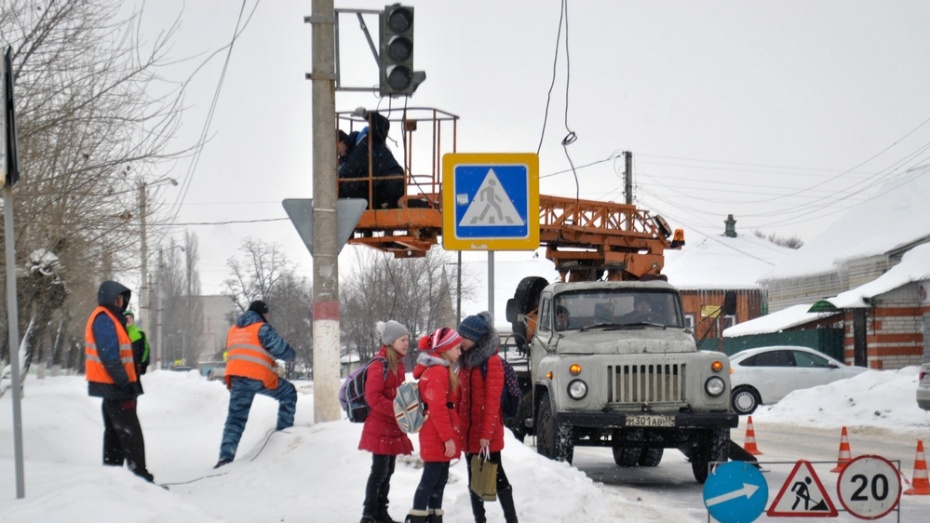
(441, 152, 539, 251)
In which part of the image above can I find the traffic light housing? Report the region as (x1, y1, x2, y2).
(379, 4, 425, 97)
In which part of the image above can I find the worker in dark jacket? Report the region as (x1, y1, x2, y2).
(85, 280, 155, 483)
(215, 300, 297, 468)
(337, 109, 405, 209)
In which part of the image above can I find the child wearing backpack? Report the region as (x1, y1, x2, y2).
(404, 327, 463, 523)
(359, 321, 413, 523)
(457, 312, 519, 523)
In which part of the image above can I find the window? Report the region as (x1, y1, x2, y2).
(684, 314, 695, 331)
(793, 350, 830, 368)
(742, 350, 795, 367)
(538, 297, 551, 333)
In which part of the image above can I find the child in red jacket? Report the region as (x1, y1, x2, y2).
(404, 327, 463, 523)
(359, 321, 413, 523)
(458, 312, 518, 523)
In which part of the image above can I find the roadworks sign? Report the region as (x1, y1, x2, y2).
(767, 460, 838, 517)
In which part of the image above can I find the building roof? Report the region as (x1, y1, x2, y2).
(723, 303, 833, 338)
(764, 164, 930, 279)
(663, 229, 793, 290)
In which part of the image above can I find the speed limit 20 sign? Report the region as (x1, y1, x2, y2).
(836, 455, 901, 520)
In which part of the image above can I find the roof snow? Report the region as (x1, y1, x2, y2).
(723, 303, 832, 338)
(663, 229, 793, 289)
(764, 164, 930, 279)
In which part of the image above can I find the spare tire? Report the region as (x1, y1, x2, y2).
(510, 276, 550, 351)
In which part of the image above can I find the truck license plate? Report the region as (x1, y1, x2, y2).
(626, 415, 675, 427)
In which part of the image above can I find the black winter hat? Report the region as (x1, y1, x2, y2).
(248, 300, 270, 315)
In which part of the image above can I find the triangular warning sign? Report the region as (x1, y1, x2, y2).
(767, 460, 839, 517)
(458, 168, 524, 227)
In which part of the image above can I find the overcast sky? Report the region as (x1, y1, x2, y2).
(131, 0, 930, 296)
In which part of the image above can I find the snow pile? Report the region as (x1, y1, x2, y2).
(750, 367, 930, 434)
(0, 371, 679, 523)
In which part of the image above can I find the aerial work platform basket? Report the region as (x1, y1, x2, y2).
(337, 107, 682, 280)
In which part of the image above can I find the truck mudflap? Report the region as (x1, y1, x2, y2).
(554, 411, 738, 429)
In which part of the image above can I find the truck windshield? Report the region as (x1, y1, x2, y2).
(554, 290, 684, 330)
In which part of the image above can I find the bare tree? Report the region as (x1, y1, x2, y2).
(0, 0, 190, 363)
(754, 230, 804, 249)
(157, 232, 203, 366)
(340, 248, 467, 368)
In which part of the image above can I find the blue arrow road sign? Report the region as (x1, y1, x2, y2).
(703, 462, 768, 523)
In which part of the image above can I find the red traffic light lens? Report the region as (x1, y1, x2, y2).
(387, 8, 413, 33)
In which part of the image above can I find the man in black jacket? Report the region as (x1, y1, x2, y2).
(337, 109, 405, 209)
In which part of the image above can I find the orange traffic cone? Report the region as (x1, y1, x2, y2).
(831, 426, 853, 472)
(743, 416, 763, 455)
(905, 440, 930, 495)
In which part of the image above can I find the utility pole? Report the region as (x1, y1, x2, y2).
(624, 151, 633, 205)
(155, 247, 163, 370)
(307, 0, 341, 422)
(138, 182, 148, 323)
(137, 177, 175, 325)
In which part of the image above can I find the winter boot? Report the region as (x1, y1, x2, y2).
(377, 506, 400, 523)
(404, 509, 430, 523)
(427, 508, 444, 523)
(468, 491, 487, 523)
(377, 491, 400, 523)
(498, 485, 518, 523)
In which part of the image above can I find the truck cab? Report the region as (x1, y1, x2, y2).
(510, 278, 738, 483)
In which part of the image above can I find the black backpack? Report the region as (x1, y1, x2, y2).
(339, 357, 387, 423)
(481, 356, 523, 419)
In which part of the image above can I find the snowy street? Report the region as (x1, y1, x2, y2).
(2, 368, 930, 522)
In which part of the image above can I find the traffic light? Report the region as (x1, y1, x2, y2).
(379, 4, 425, 97)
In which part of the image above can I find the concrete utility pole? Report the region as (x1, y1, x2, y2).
(138, 182, 147, 323)
(308, 0, 341, 422)
(155, 247, 164, 370)
(624, 151, 633, 205)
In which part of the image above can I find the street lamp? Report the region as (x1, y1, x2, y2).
(138, 176, 178, 325)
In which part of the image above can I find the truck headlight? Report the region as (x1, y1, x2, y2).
(704, 376, 725, 397)
(567, 379, 588, 400)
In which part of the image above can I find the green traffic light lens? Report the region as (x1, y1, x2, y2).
(387, 66, 412, 90)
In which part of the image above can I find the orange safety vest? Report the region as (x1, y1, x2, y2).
(225, 322, 278, 389)
(85, 307, 137, 384)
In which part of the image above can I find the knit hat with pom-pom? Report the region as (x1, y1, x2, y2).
(377, 320, 409, 346)
(424, 327, 461, 354)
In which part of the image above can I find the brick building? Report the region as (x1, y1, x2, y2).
(734, 166, 930, 369)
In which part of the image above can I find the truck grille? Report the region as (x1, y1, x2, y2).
(609, 363, 684, 403)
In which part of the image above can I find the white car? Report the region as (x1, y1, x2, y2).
(918, 363, 930, 411)
(729, 345, 867, 415)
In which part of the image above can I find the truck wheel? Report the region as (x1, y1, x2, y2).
(536, 394, 573, 463)
(639, 447, 664, 467)
(612, 446, 642, 467)
(731, 386, 760, 415)
(504, 418, 526, 443)
(691, 429, 730, 484)
(509, 276, 550, 352)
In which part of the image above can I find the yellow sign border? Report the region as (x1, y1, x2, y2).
(441, 153, 540, 251)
